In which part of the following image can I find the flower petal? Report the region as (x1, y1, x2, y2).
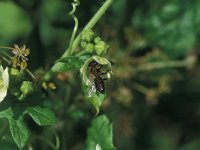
(2, 67, 9, 87)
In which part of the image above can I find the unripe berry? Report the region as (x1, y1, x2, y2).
(19, 81, 34, 100)
(10, 68, 21, 78)
(85, 43, 94, 53)
(81, 29, 95, 42)
(94, 37, 101, 44)
(9, 68, 23, 84)
(81, 41, 87, 49)
(95, 41, 109, 55)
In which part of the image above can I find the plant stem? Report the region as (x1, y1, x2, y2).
(132, 81, 148, 94)
(26, 69, 36, 80)
(64, 0, 113, 57)
(136, 59, 195, 72)
(0, 46, 13, 50)
(67, 16, 79, 56)
(44, 0, 113, 81)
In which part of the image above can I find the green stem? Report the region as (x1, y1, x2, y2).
(50, 128, 60, 150)
(136, 59, 195, 72)
(26, 69, 36, 80)
(63, 0, 113, 57)
(67, 16, 79, 56)
(132, 81, 148, 94)
(44, 0, 113, 81)
(0, 46, 13, 50)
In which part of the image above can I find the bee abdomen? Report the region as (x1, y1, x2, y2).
(94, 76, 105, 94)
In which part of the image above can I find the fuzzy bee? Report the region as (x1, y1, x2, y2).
(88, 60, 109, 96)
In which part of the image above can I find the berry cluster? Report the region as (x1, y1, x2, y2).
(80, 29, 109, 55)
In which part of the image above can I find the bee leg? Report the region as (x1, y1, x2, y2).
(102, 78, 108, 81)
(97, 65, 103, 71)
(100, 70, 111, 77)
(100, 70, 109, 75)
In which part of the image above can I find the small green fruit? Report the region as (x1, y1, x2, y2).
(81, 41, 87, 49)
(85, 43, 94, 53)
(94, 37, 101, 44)
(10, 68, 21, 78)
(81, 29, 95, 42)
(20, 81, 34, 100)
(9, 68, 23, 84)
(95, 41, 109, 55)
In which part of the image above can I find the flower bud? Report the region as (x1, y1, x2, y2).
(81, 41, 87, 49)
(19, 81, 34, 100)
(85, 43, 94, 53)
(94, 37, 101, 44)
(9, 68, 23, 84)
(95, 41, 109, 55)
(81, 29, 95, 42)
(10, 68, 21, 78)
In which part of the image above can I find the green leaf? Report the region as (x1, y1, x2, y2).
(88, 93, 106, 114)
(0, 107, 13, 119)
(0, 139, 18, 150)
(26, 106, 56, 126)
(131, 1, 200, 58)
(0, 2, 31, 44)
(52, 56, 82, 72)
(8, 117, 29, 149)
(86, 115, 116, 150)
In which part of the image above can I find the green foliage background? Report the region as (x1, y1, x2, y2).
(1, 0, 200, 149)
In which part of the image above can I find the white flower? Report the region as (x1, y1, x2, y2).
(96, 144, 102, 150)
(0, 65, 9, 103)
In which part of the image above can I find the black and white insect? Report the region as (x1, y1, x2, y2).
(88, 60, 110, 96)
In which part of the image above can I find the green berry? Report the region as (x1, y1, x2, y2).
(9, 68, 23, 84)
(20, 81, 34, 100)
(95, 41, 109, 55)
(81, 29, 95, 42)
(94, 37, 101, 44)
(81, 41, 87, 49)
(10, 68, 21, 78)
(86, 43, 94, 53)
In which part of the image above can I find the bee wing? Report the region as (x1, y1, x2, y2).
(88, 78, 96, 97)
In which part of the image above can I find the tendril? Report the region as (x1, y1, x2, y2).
(68, 0, 80, 56)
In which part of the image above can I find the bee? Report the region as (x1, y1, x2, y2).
(88, 60, 108, 96)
